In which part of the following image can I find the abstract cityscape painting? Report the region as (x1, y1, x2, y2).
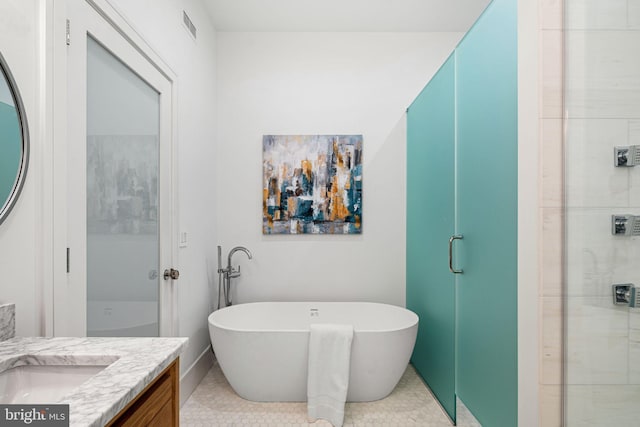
(263, 135, 362, 234)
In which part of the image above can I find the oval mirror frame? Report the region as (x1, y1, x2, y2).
(0, 51, 29, 226)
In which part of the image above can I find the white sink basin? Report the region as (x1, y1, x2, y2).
(0, 364, 108, 404)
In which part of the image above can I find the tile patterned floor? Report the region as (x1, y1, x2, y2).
(181, 362, 454, 426)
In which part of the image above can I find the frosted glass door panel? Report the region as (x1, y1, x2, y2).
(455, 0, 518, 424)
(406, 54, 456, 422)
(86, 37, 160, 337)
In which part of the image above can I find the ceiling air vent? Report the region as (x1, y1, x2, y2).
(183, 10, 196, 40)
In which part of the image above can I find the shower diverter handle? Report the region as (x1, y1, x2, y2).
(448, 235, 463, 274)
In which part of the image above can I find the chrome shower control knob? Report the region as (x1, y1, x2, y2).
(613, 284, 639, 307)
(614, 145, 640, 167)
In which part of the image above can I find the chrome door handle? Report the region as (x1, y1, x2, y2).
(449, 235, 463, 274)
(163, 268, 180, 280)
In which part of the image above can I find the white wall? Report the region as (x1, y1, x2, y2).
(216, 32, 462, 306)
(0, 0, 42, 337)
(0, 0, 218, 396)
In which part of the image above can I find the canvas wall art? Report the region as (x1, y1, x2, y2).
(263, 134, 362, 234)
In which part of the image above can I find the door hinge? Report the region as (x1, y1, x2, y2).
(66, 19, 70, 46)
(66, 247, 70, 273)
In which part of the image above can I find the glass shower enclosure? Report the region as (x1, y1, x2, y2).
(564, 0, 640, 424)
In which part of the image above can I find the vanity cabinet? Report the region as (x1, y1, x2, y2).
(106, 359, 179, 427)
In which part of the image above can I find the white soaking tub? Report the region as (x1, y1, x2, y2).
(208, 302, 418, 402)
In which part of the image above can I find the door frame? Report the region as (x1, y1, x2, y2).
(49, 0, 179, 337)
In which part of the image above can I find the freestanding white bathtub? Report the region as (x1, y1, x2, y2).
(208, 302, 418, 402)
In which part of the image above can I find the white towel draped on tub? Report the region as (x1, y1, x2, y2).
(307, 323, 354, 427)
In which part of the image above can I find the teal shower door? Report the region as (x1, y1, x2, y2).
(406, 54, 456, 421)
(406, 0, 517, 424)
(455, 0, 518, 424)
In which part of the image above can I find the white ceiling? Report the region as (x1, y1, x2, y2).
(203, 0, 492, 32)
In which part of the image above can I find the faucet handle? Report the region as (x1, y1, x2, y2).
(229, 265, 241, 278)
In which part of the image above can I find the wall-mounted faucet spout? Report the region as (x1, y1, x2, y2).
(217, 245, 252, 308)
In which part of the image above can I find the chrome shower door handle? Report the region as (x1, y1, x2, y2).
(449, 235, 464, 274)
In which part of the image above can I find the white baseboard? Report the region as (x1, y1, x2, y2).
(179, 344, 215, 406)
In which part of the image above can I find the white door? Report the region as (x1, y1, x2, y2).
(54, 0, 177, 337)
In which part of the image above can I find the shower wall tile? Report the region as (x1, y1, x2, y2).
(540, 385, 562, 427)
(541, 30, 564, 119)
(628, 311, 640, 384)
(629, 0, 640, 29)
(538, 0, 564, 422)
(541, 119, 563, 208)
(565, 297, 628, 384)
(566, 385, 640, 425)
(565, 0, 628, 30)
(630, 309, 640, 330)
(541, 296, 562, 384)
(540, 0, 563, 30)
(565, 209, 640, 297)
(628, 119, 640, 145)
(628, 120, 640, 208)
(564, 119, 630, 208)
(568, 294, 626, 335)
(628, 325, 640, 384)
(565, 31, 640, 119)
(541, 209, 563, 296)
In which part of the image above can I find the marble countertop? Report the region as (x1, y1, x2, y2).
(0, 336, 188, 426)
